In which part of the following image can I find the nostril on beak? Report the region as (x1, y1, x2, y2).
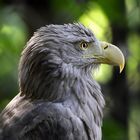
(104, 45, 108, 50)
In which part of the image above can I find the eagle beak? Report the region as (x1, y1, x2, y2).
(95, 41, 125, 73)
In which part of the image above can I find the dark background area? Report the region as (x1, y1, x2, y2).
(0, 0, 140, 139)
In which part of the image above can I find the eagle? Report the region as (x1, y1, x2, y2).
(0, 23, 125, 140)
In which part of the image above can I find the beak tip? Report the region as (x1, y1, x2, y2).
(119, 54, 125, 73)
(119, 68, 123, 73)
(119, 64, 125, 73)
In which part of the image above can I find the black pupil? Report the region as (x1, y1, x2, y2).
(82, 43, 87, 48)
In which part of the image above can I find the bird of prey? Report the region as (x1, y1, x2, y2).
(0, 23, 125, 140)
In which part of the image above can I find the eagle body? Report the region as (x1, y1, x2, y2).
(0, 23, 124, 140)
(0, 72, 104, 140)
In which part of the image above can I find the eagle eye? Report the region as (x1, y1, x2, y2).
(80, 42, 89, 50)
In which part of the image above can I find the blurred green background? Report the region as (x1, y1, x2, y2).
(0, 0, 140, 139)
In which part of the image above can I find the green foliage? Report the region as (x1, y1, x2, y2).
(0, 7, 27, 110)
(129, 103, 140, 140)
(95, 0, 126, 26)
(50, 0, 87, 22)
(0, 8, 27, 75)
(103, 117, 127, 140)
(126, 0, 140, 29)
(127, 33, 140, 92)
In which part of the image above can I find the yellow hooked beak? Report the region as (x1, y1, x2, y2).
(92, 41, 125, 73)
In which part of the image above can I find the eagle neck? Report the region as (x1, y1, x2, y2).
(59, 64, 105, 140)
